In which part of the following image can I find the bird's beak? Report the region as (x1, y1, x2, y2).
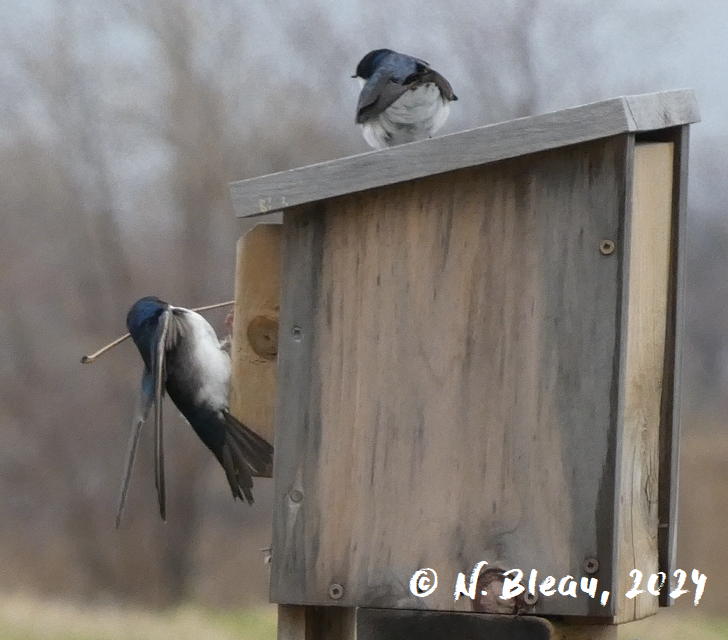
(351, 74, 358, 79)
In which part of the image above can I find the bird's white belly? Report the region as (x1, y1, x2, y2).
(363, 83, 450, 149)
(387, 83, 446, 124)
(185, 310, 231, 408)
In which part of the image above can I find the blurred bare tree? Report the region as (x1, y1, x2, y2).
(0, 0, 725, 612)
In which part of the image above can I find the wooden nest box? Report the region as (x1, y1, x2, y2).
(228, 90, 699, 638)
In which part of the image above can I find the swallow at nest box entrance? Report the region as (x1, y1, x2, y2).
(116, 296, 273, 527)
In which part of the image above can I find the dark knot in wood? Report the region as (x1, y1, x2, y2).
(472, 567, 535, 615)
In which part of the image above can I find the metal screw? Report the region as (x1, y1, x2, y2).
(523, 591, 539, 606)
(328, 583, 344, 600)
(599, 239, 616, 255)
(290, 489, 304, 503)
(584, 557, 600, 574)
(291, 325, 302, 341)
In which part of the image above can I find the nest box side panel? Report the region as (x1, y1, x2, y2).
(613, 142, 674, 623)
(270, 137, 629, 618)
(656, 126, 690, 608)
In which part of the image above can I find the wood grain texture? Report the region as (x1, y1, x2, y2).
(623, 92, 698, 131)
(271, 205, 325, 602)
(614, 143, 674, 623)
(277, 605, 306, 640)
(656, 127, 689, 607)
(270, 138, 630, 618)
(231, 90, 698, 218)
(277, 605, 356, 640)
(229, 223, 282, 454)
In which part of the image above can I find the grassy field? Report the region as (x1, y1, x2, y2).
(0, 595, 276, 640)
(0, 594, 724, 639)
(621, 608, 728, 639)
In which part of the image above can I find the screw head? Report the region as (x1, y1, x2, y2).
(290, 489, 304, 503)
(291, 325, 302, 341)
(584, 557, 600, 574)
(599, 239, 616, 255)
(328, 583, 344, 600)
(523, 591, 539, 606)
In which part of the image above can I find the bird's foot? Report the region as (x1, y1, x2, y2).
(219, 309, 234, 353)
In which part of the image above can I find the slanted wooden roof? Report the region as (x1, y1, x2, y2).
(230, 89, 699, 218)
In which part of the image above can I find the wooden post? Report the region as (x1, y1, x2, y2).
(278, 605, 356, 640)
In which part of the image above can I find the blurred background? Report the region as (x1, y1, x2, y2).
(1, 0, 727, 637)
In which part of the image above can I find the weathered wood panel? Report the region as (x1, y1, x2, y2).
(271, 205, 325, 602)
(271, 138, 631, 617)
(231, 90, 698, 218)
(656, 127, 689, 607)
(622, 92, 697, 131)
(613, 143, 674, 622)
(229, 223, 281, 453)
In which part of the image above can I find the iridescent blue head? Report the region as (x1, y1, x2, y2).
(126, 296, 170, 367)
(354, 48, 396, 79)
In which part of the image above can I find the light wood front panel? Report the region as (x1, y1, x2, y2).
(615, 142, 674, 622)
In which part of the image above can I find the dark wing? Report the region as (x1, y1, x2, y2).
(410, 55, 430, 67)
(115, 369, 154, 528)
(220, 411, 274, 504)
(356, 68, 410, 123)
(421, 68, 458, 101)
(152, 309, 171, 521)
